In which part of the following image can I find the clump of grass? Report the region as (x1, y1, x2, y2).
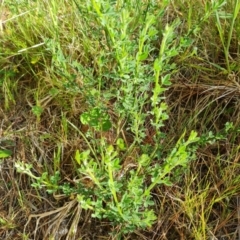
(1, 0, 240, 239)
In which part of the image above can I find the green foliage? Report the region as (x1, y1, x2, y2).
(11, 0, 203, 236)
(15, 130, 200, 234)
(31, 105, 43, 119)
(0, 149, 12, 158)
(80, 107, 112, 131)
(5, 0, 239, 238)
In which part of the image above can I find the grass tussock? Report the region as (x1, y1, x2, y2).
(0, 0, 240, 239)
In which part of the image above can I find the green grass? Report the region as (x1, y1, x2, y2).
(1, 0, 240, 239)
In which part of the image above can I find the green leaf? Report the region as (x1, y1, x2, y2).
(161, 74, 171, 86)
(75, 149, 90, 165)
(187, 130, 199, 143)
(116, 138, 126, 151)
(139, 154, 150, 167)
(49, 88, 59, 96)
(102, 118, 112, 131)
(32, 105, 43, 117)
(80, 108, 112, 131)
(0, 149, 12, 158)
(153, 58, 161, 72)
(75, 150, 81, 165)
(137, 51, 149, 61)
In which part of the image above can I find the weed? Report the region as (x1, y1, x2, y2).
(1, 0, 240, 239)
